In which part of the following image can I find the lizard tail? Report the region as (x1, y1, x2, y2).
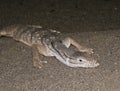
(0, 26, 6, 36)
(0, 28, 8, 36)
(0, 25, 15, 37)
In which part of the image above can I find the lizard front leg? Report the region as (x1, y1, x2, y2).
(62, 37, 94, 54)
(32, 44, 47, 69)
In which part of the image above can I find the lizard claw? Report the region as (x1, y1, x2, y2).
(86, 48, 94, 54)
(33, 62, 42, 69)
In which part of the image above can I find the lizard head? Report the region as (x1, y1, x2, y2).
(65, 51, 99, 68)
(50, 40, 99, 68)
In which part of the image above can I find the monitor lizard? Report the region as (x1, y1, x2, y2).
(0, 24, 99, 68)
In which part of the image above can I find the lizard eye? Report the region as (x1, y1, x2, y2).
(79, 59, 82, 62)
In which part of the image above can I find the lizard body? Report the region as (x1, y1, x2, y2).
(0, 24, 99, 68)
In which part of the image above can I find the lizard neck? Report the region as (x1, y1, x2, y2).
(47, 40, 70, 66)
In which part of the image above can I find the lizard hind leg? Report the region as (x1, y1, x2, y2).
(32, 45, 47, 69)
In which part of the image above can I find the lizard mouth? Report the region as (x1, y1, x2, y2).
(86, 61, 100, 67)
(69, 60, 99, 68)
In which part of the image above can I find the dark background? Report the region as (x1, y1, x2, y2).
(0, 0, 120, 32)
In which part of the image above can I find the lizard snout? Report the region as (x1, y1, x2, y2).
(90, 60, 99, 67)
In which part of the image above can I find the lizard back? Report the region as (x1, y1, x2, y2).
(0, 25, 60, 46)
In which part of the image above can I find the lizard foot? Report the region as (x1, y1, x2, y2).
(85, 48, 94, 54)
(33, 58, 48, 69)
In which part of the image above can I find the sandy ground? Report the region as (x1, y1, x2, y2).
(0, 0, 120, 91)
